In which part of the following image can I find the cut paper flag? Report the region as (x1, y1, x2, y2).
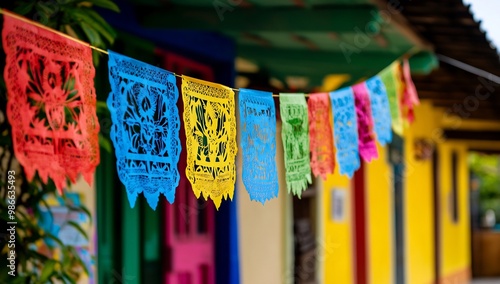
(329, 87, 360, 178)
(182, 75, 238, 209)
(239, 88, 279, 204)
(365, 76, 392, 145)
(308, 93, 335, 180)
(380, 62, 404, 136)
(107, 51, 181, 210)
(353, 83, 379, 162)
(401, 58, 420, 124)
(280, 93, 312, 197)
(2, 14, 100, 192)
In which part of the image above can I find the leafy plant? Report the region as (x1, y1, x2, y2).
(0, 0, 118, 282)
(469, 152, 500, 222)
(11, 0, 119, 65)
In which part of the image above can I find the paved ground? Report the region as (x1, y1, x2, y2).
(471, 279, 500, 284)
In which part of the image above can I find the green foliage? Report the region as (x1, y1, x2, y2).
(0, 0, 118, 282)
(10, 0, 119, 65)
(469, 152, 500, 199)
(469, 152, 500, 222)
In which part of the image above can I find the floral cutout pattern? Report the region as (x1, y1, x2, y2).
(353, 83, 379, 162)
(107, 51, 181, 210)
(308, 93, 335, 180)
(329, 87, 360, 178)
(280, 93, 312, 197)
(182, 76, 238, 209)
(2, 14, 100, 192)
(239, 88, 279, 204)
(365, 76, 392, 145)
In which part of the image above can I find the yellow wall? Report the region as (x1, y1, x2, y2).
(438, 142, 470, 281)
(322, 166, 353, 284)
(321, 141, 394, 284)
(404, 102, 471, 283)
(238, 98, 474, 284)
(431, 105, 473, 282)
(366, 143, 394, 284)
(405, 102, 436, 284)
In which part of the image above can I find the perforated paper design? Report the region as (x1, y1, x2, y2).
(239, 88, 279, 204)
(329, 87, 360, 178)
(380, 62, 404, 136)
(107, 51, 181, 210)
(308, 93, 335, 180)
(2, 14, 99, 192)
(365, 76, 392, 145)
(280, 94, 312, 197)
(182, 76, 237, 209)
(353, 83, 378, 162)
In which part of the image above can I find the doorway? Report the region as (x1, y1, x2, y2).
(158, 50, 216, 284)
(469, 151, 500, 279)
(292, 183, 318, 284)
(390, 134, 406, 284)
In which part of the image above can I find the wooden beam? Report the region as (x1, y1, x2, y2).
(236, 46, 401, 72)
(417, 90, 488, 99)
(414, 78, 477, 86)
(412, 24, 484, 33)
(469, 149, 500, 155)
(233, 46, 400, 87)
(414, 74, 483, 83)
(417, 91, 483, 100)
(137, 5, 384, 33)
(414, 83, 480, 93)
(427, 35, 489, 43)
(431, 104, 500, 120)
(414, 70, 487, 82)
(405, 10, 472, 19)
(404, 4, 470, 14)
(371, 0, 433, 50)
(438, 53, 500, 64)
(431, 100, 500, 107)
(443, 129, 500, 141)
(418, 28, 484, 36)
(433, 43, 496, 52)
(406, 15, 479, 27)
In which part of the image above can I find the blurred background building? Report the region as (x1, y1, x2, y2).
(27, 0, 500, 283)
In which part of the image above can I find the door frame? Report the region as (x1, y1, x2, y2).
(156, 48, 240, 284)
(390, 133, 406, 284)
(353, 162, 368, 284)
(432, 149, 441, 284)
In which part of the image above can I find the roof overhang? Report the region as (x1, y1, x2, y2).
(125, 0, 436, 88)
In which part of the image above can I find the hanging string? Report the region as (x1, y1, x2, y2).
(0, 8, 108, 54)
(0, 8, 419, 98)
